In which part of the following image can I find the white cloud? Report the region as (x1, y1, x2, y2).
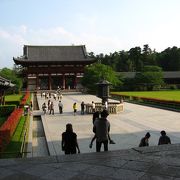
(0, 25, 125, 68)
(1, 24, 180, 68)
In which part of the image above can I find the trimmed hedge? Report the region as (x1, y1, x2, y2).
(5, 101, 20, 106)
(0, 105, 16, 117)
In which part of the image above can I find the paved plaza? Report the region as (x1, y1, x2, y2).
(0, 92, 180, 179)
(33, 92, 180, 156)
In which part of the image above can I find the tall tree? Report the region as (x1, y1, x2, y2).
(134, 66, 164, 90)
(129, 47, 142, 71)
(81, 63, 121, 91)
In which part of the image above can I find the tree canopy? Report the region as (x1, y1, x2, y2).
(134, 66, 164, 90)
(81, 63, 122, 91)
(88, 45, 180, 72)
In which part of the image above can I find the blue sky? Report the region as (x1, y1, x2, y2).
(0, 0, 180, 68)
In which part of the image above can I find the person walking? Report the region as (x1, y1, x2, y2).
(93, 110, 110, 152)
(49, 101, 54, 115)
(61, 123, 80, 154)
(42, 102, 47, 114)
(73, 102, 77, 116)
(158, 130, 171, 145)
(90, 111, 115, 149)
(58, 101, 63, 114)
(139, 132, 151, 147)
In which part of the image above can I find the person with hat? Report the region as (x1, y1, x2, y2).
(158, 130, 171, 145)
(93, 109, 113, 152)
(139, 132, 151, 147)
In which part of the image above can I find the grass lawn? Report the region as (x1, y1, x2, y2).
(5, 94, 22, 102)
(111, 90, 180, 101)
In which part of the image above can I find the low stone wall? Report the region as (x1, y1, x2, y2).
(85, 102, 124, 114)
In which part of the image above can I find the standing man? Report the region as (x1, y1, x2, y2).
(81, 101, 85, 115)
(92, 101, 95, 113)
(49, 101, 54, 115)
(58, 101, 63, 114)
(93, 110, 110, 152)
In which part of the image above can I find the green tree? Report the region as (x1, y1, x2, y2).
(129, 46, 143, 71)
(81, 63, 121, 91)
(134, 66, 164, 91)
(157, 46, 180, 71)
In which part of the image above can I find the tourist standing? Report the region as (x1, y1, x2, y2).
(92, 101, 95, 113)
(81, 101, 85, 115)
(30, 101, 33, 111)
(93, 110, 110, 152)
(58, 101, 63, 114)
(139, 132, 151, 147)
(49, 101, 54, 115)
(73, 102, 77, 116)
(61, 123, 80, 154)
(158, 130, 171, 145)
(60, 93, 63, 100)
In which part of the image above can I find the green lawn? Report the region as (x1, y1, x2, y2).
(5, 94, 22, 102)
(111, 90, 180, 101)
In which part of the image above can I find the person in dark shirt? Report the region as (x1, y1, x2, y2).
(139, 132, 151, 147)
(158, 130, 171, 145)
(81, 101, 85, 115)
(61, 123, 80, 154)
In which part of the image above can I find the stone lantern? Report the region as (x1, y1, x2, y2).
(96, 79, 112, 104)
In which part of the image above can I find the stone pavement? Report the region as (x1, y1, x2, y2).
(1, 144, 180, 179)
(1, 92, 180, 179)
(35, 92, 180, 156)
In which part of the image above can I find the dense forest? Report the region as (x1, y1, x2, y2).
(88, 45, 180, 72)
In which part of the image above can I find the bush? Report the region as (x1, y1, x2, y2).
(0, 105, 16, 117)
(5, 101, 20, 106)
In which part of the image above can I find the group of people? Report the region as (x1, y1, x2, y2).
(41, 91, 63, 115)
(61, 109, 172, 155)
(61, 109, 115, 154)
(41, 91, 63, 101)
(139, 131, 171, 147)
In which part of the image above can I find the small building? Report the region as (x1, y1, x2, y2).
(13, 45, 95, 91)
(0, 76, 14, 105)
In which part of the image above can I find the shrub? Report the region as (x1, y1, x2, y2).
(0, 105, 16, 117)
(5, 101, 20, 106)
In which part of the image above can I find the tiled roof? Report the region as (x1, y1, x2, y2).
(0, 76, 14, 87)
(14, 45, 94, 63)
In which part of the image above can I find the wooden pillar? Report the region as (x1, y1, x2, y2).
(74, 73, 77, 89)
(62, 74, 65, 89)
(0, 90, 5, 105)
(36, 74, 39, 90)
(48, 74, 52, 90)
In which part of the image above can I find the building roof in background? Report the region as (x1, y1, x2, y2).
(0, 76, 15, 88)
(119, 71, 180, 79)
(13, 45, 95, 65)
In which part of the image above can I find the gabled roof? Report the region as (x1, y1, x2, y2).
(13, 45, 95, 65)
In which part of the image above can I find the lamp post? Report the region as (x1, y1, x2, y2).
(96, 79, 112, 105)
